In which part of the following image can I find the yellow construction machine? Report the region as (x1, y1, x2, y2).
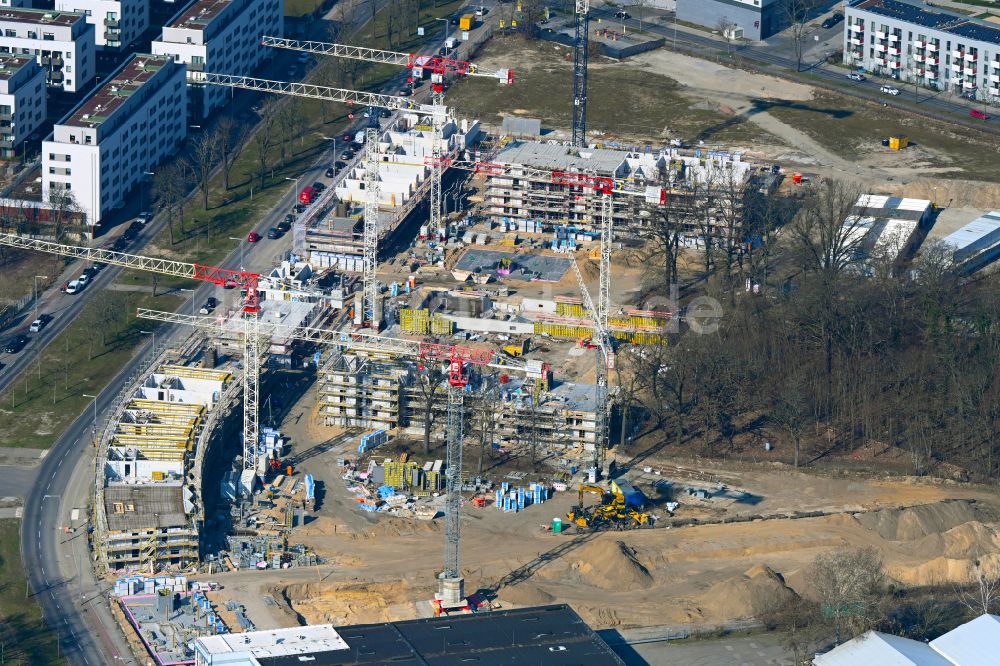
(566, 483, 651, 529)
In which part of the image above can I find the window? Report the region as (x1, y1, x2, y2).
(3, 30, 14, 37)
(42, 32, 53, 41)
(26, 31, 36, 39)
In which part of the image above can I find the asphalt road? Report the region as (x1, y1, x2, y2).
(0, 465, 39, 497)
(592, 7, 1000, 134)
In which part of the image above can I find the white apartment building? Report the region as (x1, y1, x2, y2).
(55, 0, 148, 50)
(0, 54, 44, 157)
(0, 8, 95, 92)
(845, 0, 1000, 99)
(152, 0, 282, 120)
(42, 54, 187, 226)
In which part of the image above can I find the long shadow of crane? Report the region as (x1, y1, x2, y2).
(478, 528, 600, 599)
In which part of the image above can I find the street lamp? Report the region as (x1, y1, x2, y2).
(435, 17, 449, 50)
(228, 236, 245, 270)
(81, 393, 99, 446)
(140, 329, 155, 353)
(33, 275, 48, 322)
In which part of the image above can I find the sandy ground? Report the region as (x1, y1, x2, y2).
(204, 397, 1000, 633)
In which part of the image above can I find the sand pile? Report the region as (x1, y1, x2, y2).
(281, 580, 426, 626)
(498, 584, 556, 607)
(890, 179, 1000, 209)
(700, 565, 797, 621)
(570, 539, 654, 590)
(856, 501, 981, 541)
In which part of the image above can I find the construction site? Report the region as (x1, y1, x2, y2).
(7, 1, 1000, 664)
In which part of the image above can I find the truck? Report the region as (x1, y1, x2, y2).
(354, 130, 366, 145)
(459, 13, 474, 30)
(299, 186, 315, 205)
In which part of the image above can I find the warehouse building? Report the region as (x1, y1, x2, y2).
(0, 8, 95, 92)
(676, 0, 784, 41)
(41, 54, 186, 226)
(843, 194, 930, 267)
(844, 0, 1000, 99)
(193, 604, 625, 665)
(0, 54, 44, 157)
(55, 0, 148, 51)
(938, 211, 1000, 272)
(153, 0, 283, 121)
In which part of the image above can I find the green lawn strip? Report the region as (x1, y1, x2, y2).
(0, 519, 66, 665)
(0, 289, 181, 449)
(285, 0, 325, 18)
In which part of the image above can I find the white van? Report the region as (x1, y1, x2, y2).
(65, 280, 81, 294)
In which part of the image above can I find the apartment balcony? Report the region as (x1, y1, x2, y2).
(104, 31, 121, 42)
(964, 52, 978, 62)
(888, 33, 900, 42)
(187, 61, 204, 72)
(888, 46, 901, 56)
(963, 79, 978, 89)
(963, 65, 978, 76)
(849, 23, 864, 32)
(926, 56, 939, 65)
(104, 18, 119, 28)
(0, 111, 11, 121)
(913, 53, 924, 62)
(952, 62, 963, 73)
(40, 55, 50, 65)
(914, 39, 926, 49)
(876, 31, 888, 40)
(0, 138, 13, 149)
(991, 74, 1000, 84)
(874, 42, 888, 52)
(927, 42, 939, 52)
(952, 50, 964, 60)
(849, 38, 863, 46)
(875, 57, 889, 67)
(889, 60, 901, 69)
(48, 70, 63, 82)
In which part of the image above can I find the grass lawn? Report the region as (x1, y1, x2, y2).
(766, 90, 1000, 181)
(0, 289, 180, 449)
(285, 0, 326, 17)
(446, 39, 777, 145)
(0, 520, 65, 665)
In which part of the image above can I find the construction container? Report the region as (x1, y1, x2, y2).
(459, 13, 474, 30)
(552, 518, 562, 533)
(889, 134, 909, 150)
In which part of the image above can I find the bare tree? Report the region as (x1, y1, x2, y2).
(813, 547, 886, 643)
(717, 16, 737, 57)
(253, 101, 279, 188)
(46, 188, 82, 240)
(414, 365, 444, 455)
(216, 115, 246, 192)
(189, 130, 221, 211)
(153, 161, 190, 244)
(956, 558, 1000, 616)
(783, 0, 820, 71)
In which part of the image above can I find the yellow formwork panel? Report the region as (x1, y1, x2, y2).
(430, 316, 453, 335)
(117, 425, 194, 437)
(400, 309, 431, 334)
(556, 303, 586, 318)
(533, 322, 592, 339)
(130, 399, 205, 413)
(160, 365, 232, 382)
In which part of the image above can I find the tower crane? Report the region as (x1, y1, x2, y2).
(136, 306, 547, 611)
(0, 233, 320, 476)
(257, 37, 515, 263)
(572, 0, 591, 147)
(196, 73, 445, 330)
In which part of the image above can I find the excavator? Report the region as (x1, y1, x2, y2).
(566, 484, 651, 529)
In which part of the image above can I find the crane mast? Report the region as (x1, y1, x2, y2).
(362, 126, 381, 328)
(573, 0, 590, 147)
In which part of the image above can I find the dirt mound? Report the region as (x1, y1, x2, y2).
(890, 179, 1000, 210)
(700, 565, 797, 621)
(281, 579, 427, 626)
(571, 539, 654, 590)
(856, 501, 980, 541)
(908, 521, 1000, 560)
(498, 584, 556, 607)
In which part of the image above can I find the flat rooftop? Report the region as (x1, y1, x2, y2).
(853, 194, 931, 223)
(198, 625, 349, 660)
(0, 54, 35, 80)
(495, 141, 629, 174)
(0, 8, 84, 27)
(105, 485, 188, 531)
(940, 211, 1000, 250)
(62, 55, 173, 129)
(851, 0, 1000, 46)
(168, 0, 232, 31)
(253, 605, 624, 665)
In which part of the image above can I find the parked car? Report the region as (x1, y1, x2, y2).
(380, 109, 391, 119)
(29, 315, 51, 333)
(277, 220, 291, 233)
(247, 231, 261, 243)
(340, 149, 354, 161)
(294, 203, 307, 214)
(971, 108, 991, 120)
(136, 211, 151, 225)
(880, 85, 899, 96)
(285, 213, 295, 224)
(94, 262, 107, 272)
(397, 87, 412, 97)
(342, 133, 354, 142)
(77, 274, 91, 289)
(312, 181, 326, 192)
(65, 279, 81, 294)
(112, 238, 129, 252)
(821, 12, 843, 29)
(267, 227, 281, 240)
(3, 333, 28, 354)
(614, 10, 630, 19)
(325, 167, 336, 178)
(847, 72, 866, 81)
(199, 297, 218, 314)
(335, 160, 348, 170)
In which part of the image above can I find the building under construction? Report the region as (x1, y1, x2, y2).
(95, 361, 237, 574)
(484, 140, 777, 238)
